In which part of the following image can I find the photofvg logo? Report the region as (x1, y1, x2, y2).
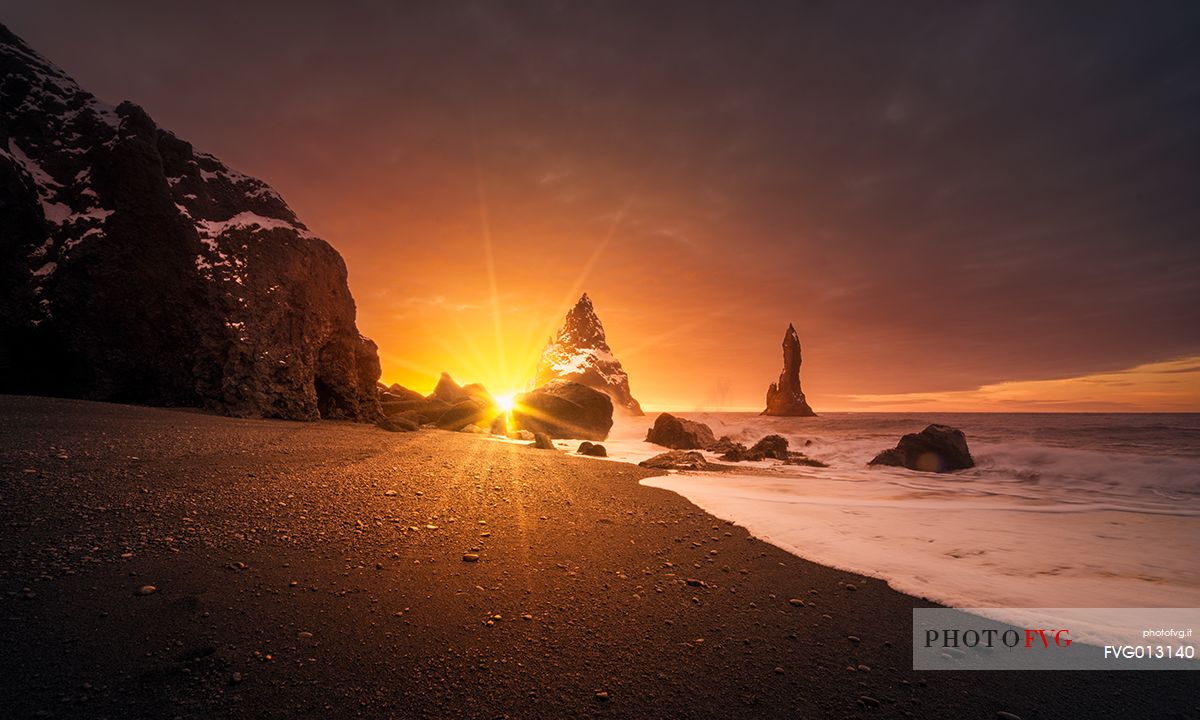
(912, 608, 1200, 670)
(924, 626, 1073, 651)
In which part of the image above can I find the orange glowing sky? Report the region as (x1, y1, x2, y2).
(9, 4, 1200, 411)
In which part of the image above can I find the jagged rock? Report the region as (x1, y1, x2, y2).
(513, 380, 613, 441)
(577, 441, 607, 457)
(869, 424, 975, 472)
(639, 451, 711, 470)
(489, 415, 507, 435)
(645, 413, 716, 450)
(0, 25, 380, 420)
(762, 324, 816, 417)
(532, 432, 555, 450)
(380, 384, 429, 415)
(508, 430, 535, 441)
(428, 372, 468, 404)
(461, 382, 495, 403)
(384, 384, 425, 403)
(533, 294, 643, 415)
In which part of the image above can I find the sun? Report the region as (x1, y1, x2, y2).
(495, 393, 515, 412)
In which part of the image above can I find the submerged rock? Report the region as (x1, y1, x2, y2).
(762, 324, 816, 417)
(639, 451, 712, 471)
(869, 424, 974, 472)
(785, 453, 828, 467)
(513, 380, 613, 441)
(645, 413, 717, 450)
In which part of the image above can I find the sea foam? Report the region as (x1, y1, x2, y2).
(594, 412, 1200, 644)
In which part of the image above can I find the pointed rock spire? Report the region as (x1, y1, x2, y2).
(533, 294, 644, 415)
(762, 323, 816, 416)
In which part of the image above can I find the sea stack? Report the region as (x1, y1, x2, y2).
(0, 25, 380, 420)
(761, 324, 816, 417)
(533, 294, 643, 415)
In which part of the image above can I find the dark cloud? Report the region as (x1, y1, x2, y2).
(6, 1, 1199, 402)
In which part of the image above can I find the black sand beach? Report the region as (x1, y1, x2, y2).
(0, 396, 1194, 719)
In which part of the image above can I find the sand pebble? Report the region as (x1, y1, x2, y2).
(462, 554, 480, 562)
(135, 585, 157, 596)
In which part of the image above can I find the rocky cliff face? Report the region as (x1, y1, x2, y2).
(0, 25, 380, 420)
(762, 324, 816, 416)
(533, 294, 643, 415)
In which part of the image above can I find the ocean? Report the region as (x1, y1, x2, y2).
(595, 412, 1200, 643)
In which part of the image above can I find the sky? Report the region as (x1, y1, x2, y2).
(7, 1, 1200, 410)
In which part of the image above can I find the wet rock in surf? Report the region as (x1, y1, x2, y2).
(869, 424, 974, 472)
(721, 434, 790, 461)
(577, 441, 607, 457)
(639, 450, 712, 470)
(645, 413, 716, 450)
(709, 436, 740, 454)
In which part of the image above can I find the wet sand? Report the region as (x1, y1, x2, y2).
(0, 396, 1193, 719)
